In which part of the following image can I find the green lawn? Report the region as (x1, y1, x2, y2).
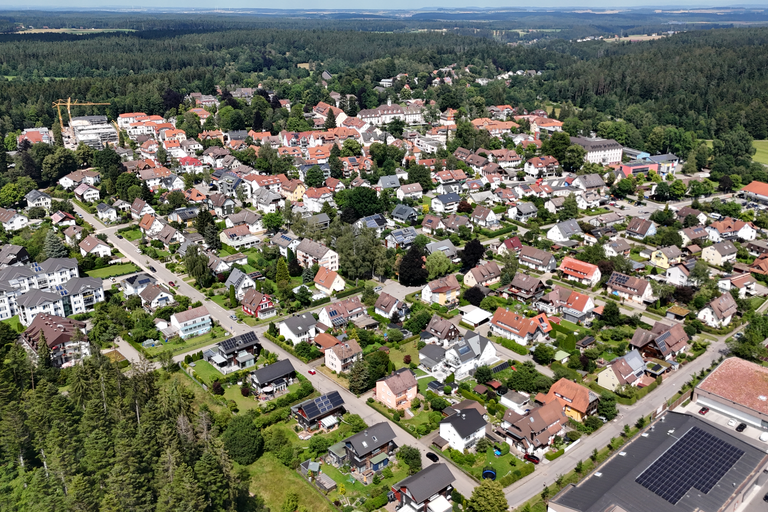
(209, 294, 232, 310)
(557, 319, 587, 336)
(1, 315, 23, 333)
(418, 377, 436, 395)
(86, 263, 139, 279)
(392, 340, 421, 369)
(246, 453, 336, 512)
(189, 359, 223, 385)
(750, 296, 766, 310)
(144, 325, 229, 357)
(223, 382, 260, 411)
(753, 140, 768, 165)
(121, 229, 142, 241)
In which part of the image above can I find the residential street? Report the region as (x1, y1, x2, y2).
(73, 198, 754, 508)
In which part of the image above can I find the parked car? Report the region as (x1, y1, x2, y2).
(426, 453, 439, 463)
(374, 286, 383, 292)
(116, 234, 123, 239)
(763, 492, 768, 503)
(149, 266, 157, 273)
(168, 281, 175, 287)
(698, 407, 710, 415)
(523, 454, 540, 465)
(728, 419, 737, 427)
(307, 369, 317, 375)
(736, 423, 747, 433)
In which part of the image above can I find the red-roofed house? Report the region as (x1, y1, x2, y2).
(314, 266, 346, 296)
(490, 309, 552, 345)
(558, 257, 601, 286)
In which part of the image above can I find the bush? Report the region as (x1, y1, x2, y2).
(363, 494, 388, 512)
(566, 430, 582, 442)
(545, 449, 564, 461)
(211, 381, 224, 395)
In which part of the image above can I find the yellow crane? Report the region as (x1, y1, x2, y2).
(52, 98, 111, 131)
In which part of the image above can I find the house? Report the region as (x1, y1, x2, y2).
(719, 273, 757, 298)
(317, 297, 367, 329)
(50, 210, 76, 228)
(547, 219, 583, 242)
(679, 225, 709, 246)
(241, 289, 277, 319)
(425, 239, 459, 261)
(73, 183, 100, 203)
(535, 286, 595, 324)
(558, 257, 601, 287)
(596, 349, 646, 391)
(606, 272, 652, 304)
(250, 359, 296, 395)
(463, 261, 502, 288)
(220, 224, 260, 250)
(397, 183, 423, 201)
(385, 227, 419, 249)
(421, 275, 461, 307)
(96, 203, 118, 223)
(224, 268, 256, 300)
(296, 239, 339, 272)
(343, 423, 397, 477)
(503, 274, 545, 302)
(374, 292, 409, 321)
(325, 339, 363, 374)
(208, 194, 235, 217)
(519, 246, 557, 272)
(697, 293, 738, 328)
(419, 344, 447, 372)
(431, 193, 461, 214)
(156, 225, 183, 248)
(20, 314, 89, 368)
(442, 214, 472, 234)
(742, 180, 768, 203)
(375, 369, 418, 410)
(542, 378, 599, 422)
(524, 155, 559, 177)
(490, 309, 551, 345)
(59, 169, 100, 190)
(391, 205, 418, 225)
(471, 205, 501, 228)
(421, 215, 444, 234)
(707, 217, 757, 242)
(170, 305, 211, 339)
(630, 322, 689, 360)
(139, 284, 174, 309)
(701, 241, 738, 267)
(443, 331, 498, 378)
(123, 273, 156, 296)
(501, 400, 568, 455)
(271, 233, 300, 257)
(497, 237, 523, 258)
(0, 208, 28, 231)
(208, 331, 261, 372)
(602, 239, 631, 259)
(677, 206, 708, 225)
(355, 214, 389, 236)
(169, 207, 200, 227)
(139, 213, 164, 237)
(438, 408, 486, 451)
(62, 225, 83, 246)
(0, 244, 30, 266)
(624, 217, 657, 239)
(130, 198, 155, 219)
(78, 235, 111, 258)
(25, 190, 51, 210)
(279, 313, 317, 345)
(422, 315, 460, 345)
(650, 246, 684, 269)
(666, 262, 695, 287)
(589, 212, 625, 227)
(509, 202, 538, 222)
(569, 137, 622, 165)
(391, 464, 455, 512)
(314, 266, 346, 296)
(292, 391, 345, 431)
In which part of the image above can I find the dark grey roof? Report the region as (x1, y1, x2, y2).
(388, 227, 418, 246)
(218, 331, 260, 356)
(395, 464, 455, 504)
(439, 407, 486, 438)
(392, 204, 417, 221)
(378, 175, 401, 189)
(124, 273, 155, 288)
(224, 268, 252, 289)
(515, 202, 538, 214)
(357, 214, 388, 230)
(282, 313, 317, 336)
(0, 244, 29, 265)
(25, 189, 50, 202)
(425, 240, 458, 258)
(436, 193, 460, 204)
(96, 203, 114, 213)
(63, 277, 102, 295)
(345, 422, 397, 456)
(294, 391, 344, 421)
(554, 219, 583, 238)
(17, 289, 61, 307)
(552, 412, 767, 512)
(34, 258, 78, 274)
(251, 359, 295, 385)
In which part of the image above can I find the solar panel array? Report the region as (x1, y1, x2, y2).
(655, 331, 669, 353)
(302, 391, 344, 420)
(635, 426, 744, 505)
(220, 331, 258, 353)
(54, 284, 69, 296)
(492, 361, 510, 374)
(611, 273, 630, 285)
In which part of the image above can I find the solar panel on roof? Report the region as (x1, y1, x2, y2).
(458, 346, 471, 355)
(635, 426, 743, 505)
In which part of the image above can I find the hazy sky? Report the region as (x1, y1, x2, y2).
(6, 1, 768, 10)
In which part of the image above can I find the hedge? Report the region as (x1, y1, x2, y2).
(497, 462, 535, 487)
(263, 333, 320, 363)
(311, 297, 331, 307)
(479, 224, 519, 238)
(549, 322, 577, 349)
(545, 448, 564, 461)
(363, 494, 389, 512)
(336, 286, 364, 299)
(497, 337, 528, 356)
(550, 362, 580, 381)
(460, 389, 486, 404)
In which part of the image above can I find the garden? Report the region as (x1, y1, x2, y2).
(142, 324, 229, 357)
(85, 262, 139, 278)
(437, 439, 535, 486)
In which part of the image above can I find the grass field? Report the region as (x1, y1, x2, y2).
(392, 340, 421, 369)
(86, 263, 139, 279)
(1, 315, 23, 333)
(752, 140, 768, 165)
(144, 325, 228, 357)
(246, 454, 336, 512)
(121, 229, 143, 241)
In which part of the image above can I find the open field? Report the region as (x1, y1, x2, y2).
(247, 454, 336, 512)
(86, 263, 139, 279)
(752, 140, 768, 165)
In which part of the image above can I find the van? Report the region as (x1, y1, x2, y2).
(710, 213, 722, 220)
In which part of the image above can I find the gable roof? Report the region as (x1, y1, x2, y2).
(519, 245, 555, 266)
(544, 378, 597, 414)
(314, 266, 341, 289)
(559, 257, 599, 280)
(395, 464, 455, 504)
(607, 272, 650, 297)
(708, 293, 738, 320)
(374, 292, 401, 316)
(78, 235, 108, 254)
(468, 261, 502, 283)
(425, 274, 460, 293)
(553, 219, 582, 238)
(626, 217, 655, 236)
(440, 407, 486, 437)
(252, 359, 295, 385)
(172, 305, 210, 324)
(345, 422, 397, 455)
(379, 368, 417, 395)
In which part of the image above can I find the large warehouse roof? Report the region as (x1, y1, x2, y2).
(697, 357, 768, 417)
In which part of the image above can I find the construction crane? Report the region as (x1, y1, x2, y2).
(52, 98, 111, 132)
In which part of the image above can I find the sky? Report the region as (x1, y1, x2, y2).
(6, 1, 768, 11)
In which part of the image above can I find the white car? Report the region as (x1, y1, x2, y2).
(728, 419, 737, 427)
